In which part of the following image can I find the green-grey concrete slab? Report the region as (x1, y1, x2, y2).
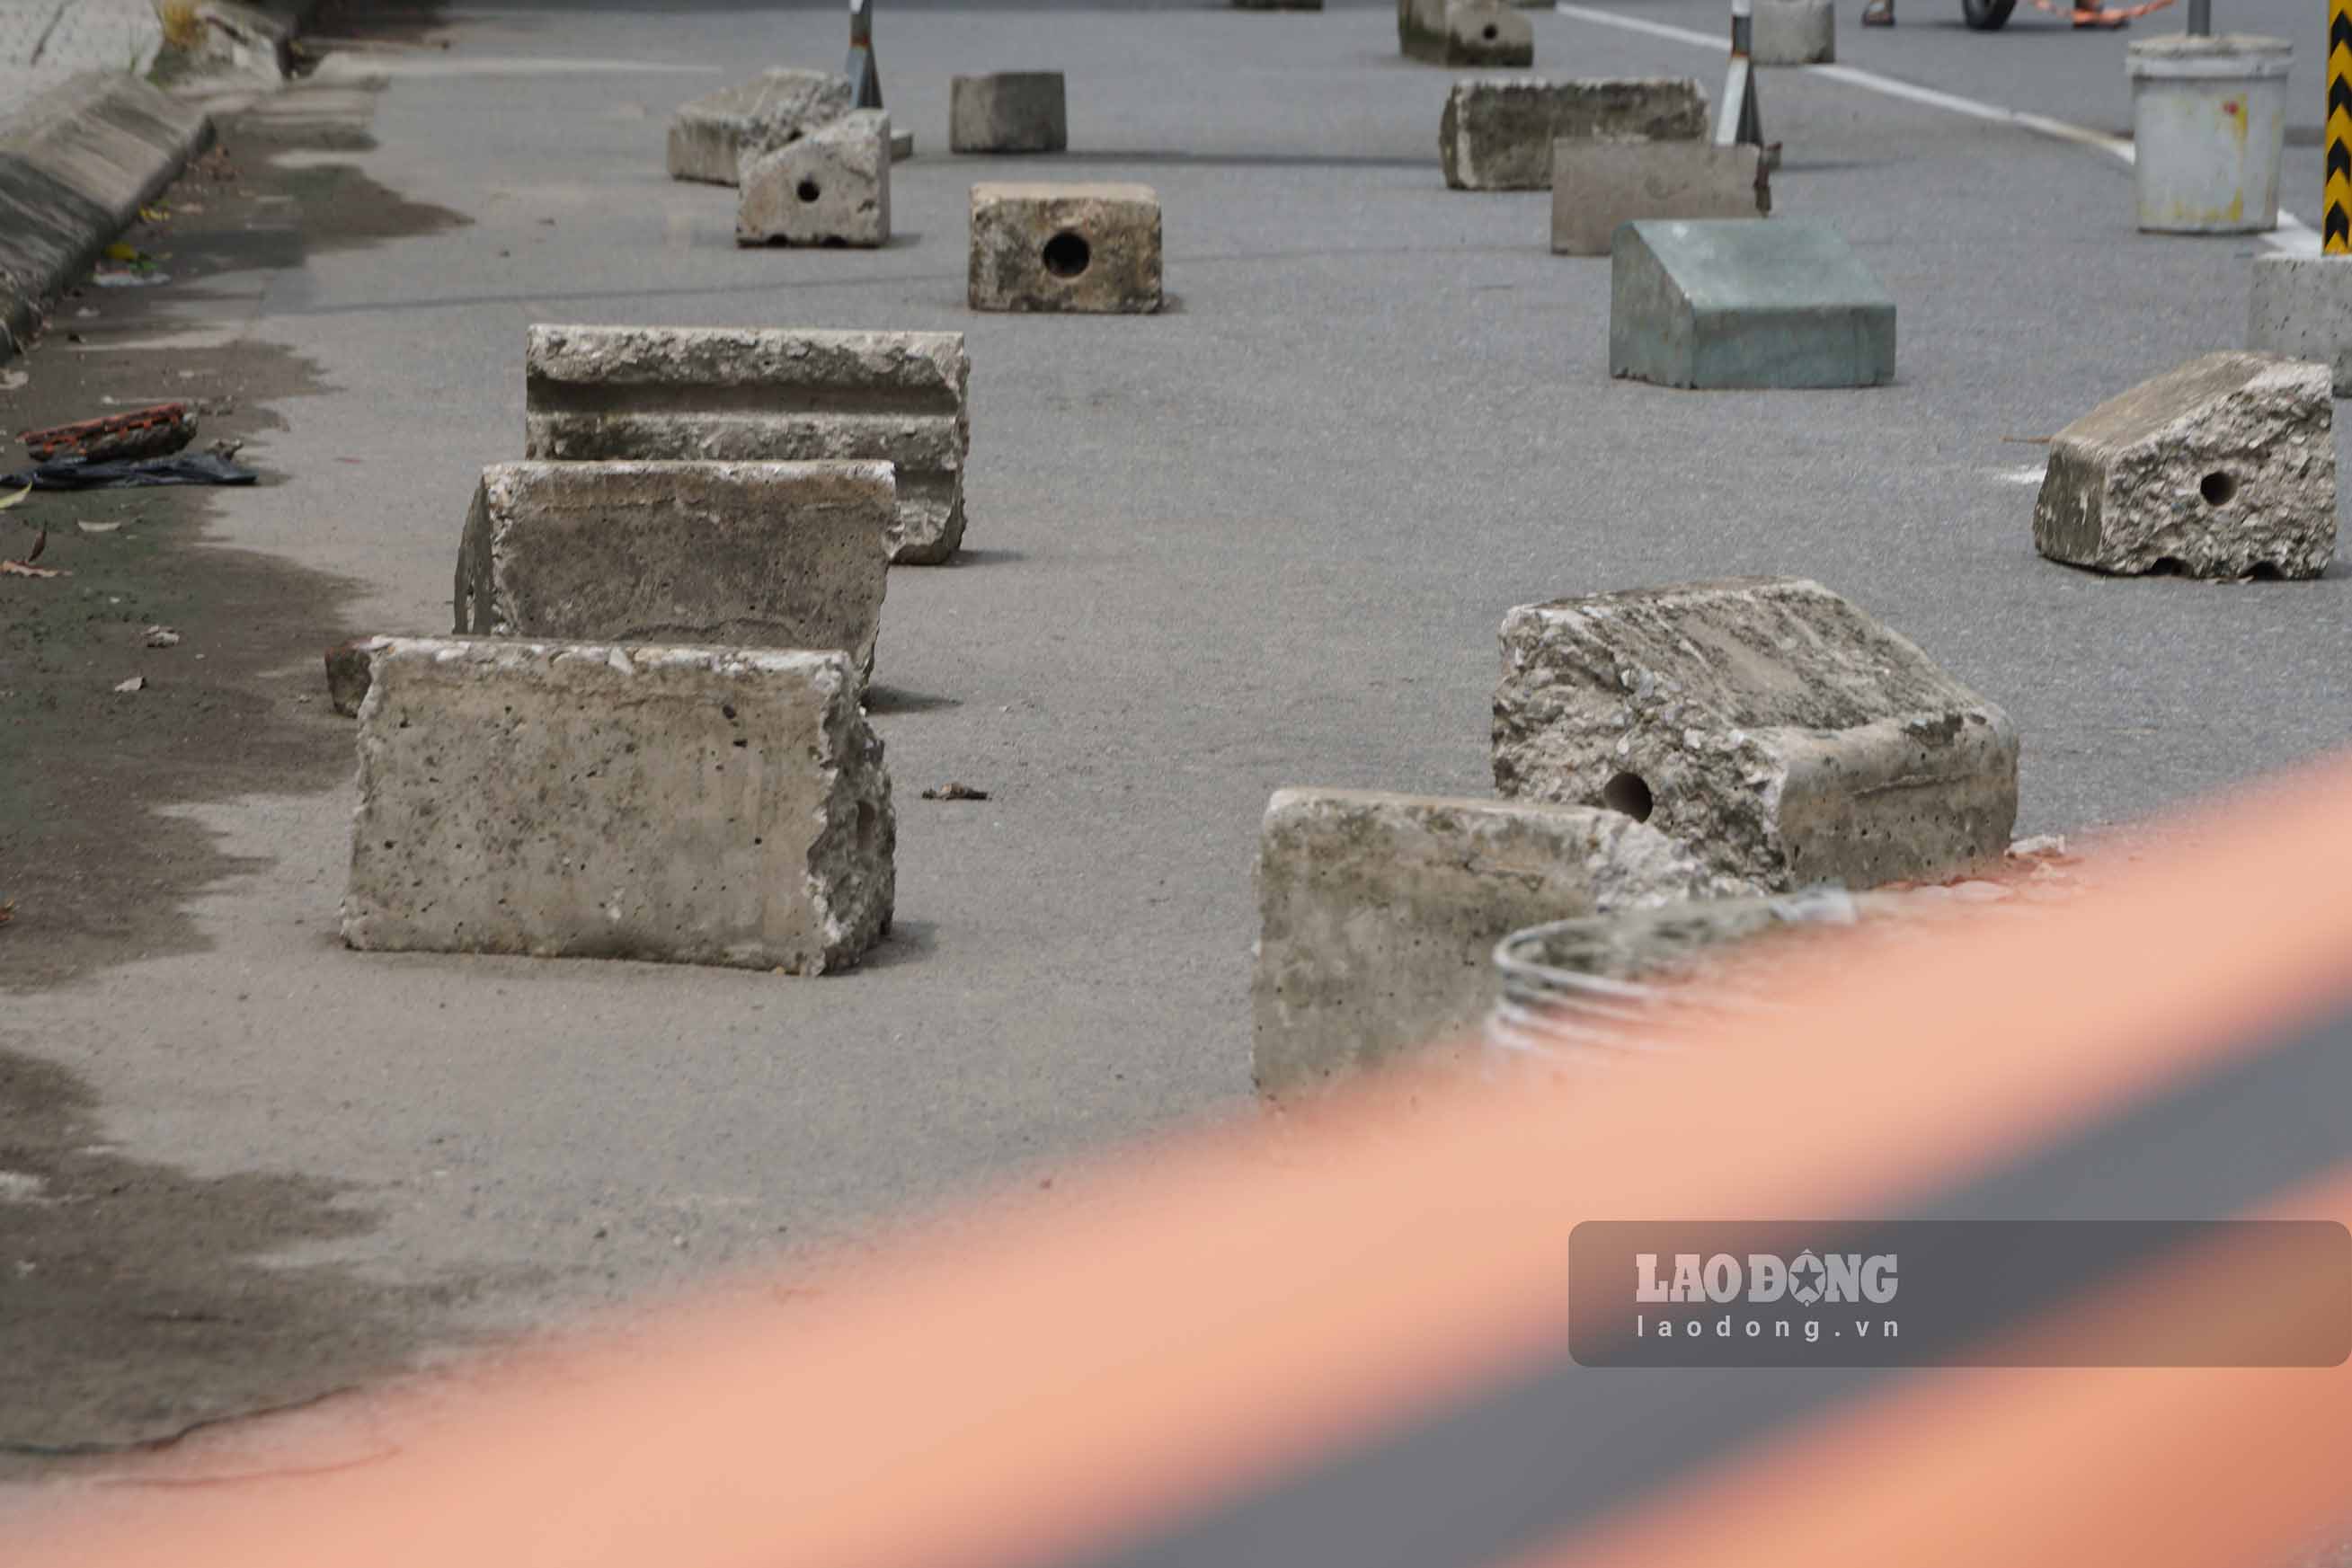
(1609, 217, 1895, 390)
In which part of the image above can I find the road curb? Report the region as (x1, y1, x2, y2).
(0, 72, 212, 364)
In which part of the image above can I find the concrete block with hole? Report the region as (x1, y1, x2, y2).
(1610, 218, 1894, 388)
(1400, 0, 1532, 66)
(969, 182, 1161, 313)
(2033, 351, 2335, 580)
(1492, 578, 2019, 891)
(738, 110, 890, 248)
(1250, 789, 1743, 1096)
(2249, 254, 2352, 395)
(342, 639, 895, 973)
(454, 460, 894, 677)
(1441, 78, 1709, 191)
(1551, 141, 1769, 255)
(1751, 0, 1834, 66)
(949, 73, 1068, 154)
(668, 68, 853, 186)
(524, 324, 970, 565)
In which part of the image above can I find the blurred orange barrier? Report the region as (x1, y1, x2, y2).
(18, 754, 2352, 1568)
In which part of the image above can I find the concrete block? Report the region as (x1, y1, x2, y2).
(454, 461, 895, 676)
(1609, 217, 1894, 389)
(1250, 789, 1740, 1095)
(891, 129, 915, 162)
(1441, 78, 1709, 191)
(667, 68, 852, 187)
(524, 324, 970, 565)
(969, 182, 1161, 314)
(2249, 253, 2352, 396)
(1400, 0, 1532, 66)
(738, 110, 891, 248)
(2033, 350, 2335, 580)
(949, 73, 1068, 155)
(1750, 0, 1834, 66)
(343, 639, 894, 973)
(1550, 141, 1768, 255)
(1492, 577, 2019, 891)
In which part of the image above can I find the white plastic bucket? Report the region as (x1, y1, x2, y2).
(2127, 33, 2291, 235)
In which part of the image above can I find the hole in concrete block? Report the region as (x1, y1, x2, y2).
(1042, 230, 1092, 279)
(1602, 770, 1654, 822)
(797, 179, 821, 203)
(2248, 561, 2285, 580)
(2150, 556, 2188, 576)
(2199, 470, 2237, 507)
(1482, 22, 1499, 38)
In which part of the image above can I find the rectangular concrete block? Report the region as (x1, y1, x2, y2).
(454, 460, 895, 676)
(1250, 789, 1738, 1095)
(969, 182, 1161, 314)
(738, 109, 890, 248)
(2249, 252, 2352, 396)
(342, 639, 894, 973)
(1441, 78, 1709, 191)
(667, 68, 852, 186)
(1609, 218, 1894, 389)
(1550, 141, 1768, 255)
(2034, 351, 2335, 580)
(1400, 0, 1532, 66)
(1492, 578, 2019, 891)
(1751, 0, 1834, 66)
(949, 73, 1068, 154)
(523, 324, 970, 565)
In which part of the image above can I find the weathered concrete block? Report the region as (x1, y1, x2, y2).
(668, 68, 853, 187)
(524, 324, 970, 565)
(2033, 351, 2335, 580)
(1441, 78, 1709, 191)
(949, 73, 1068, 154)
(1492, 578, 2019, 891)
(343, 639, 893, 973)
(1551, 141, 1768, 255)
(969, 182, 1161, 314)
(738, 110, 890, 248)
(1400, 0, 1532, 65)
(2249, 253, 2352, 396)
(1610, 218, 1894, 389)
(1751, 0, 1834, 66)
(454, 461, 895, 676)
(1250, 789, 1741, 1095)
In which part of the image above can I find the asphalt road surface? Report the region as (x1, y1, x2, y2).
(3, 0, 2346, 1477)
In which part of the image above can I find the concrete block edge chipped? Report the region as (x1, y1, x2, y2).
(454, 460, 896, 677)
(1491, 577, 2019, 891)
(522, 323, 970, 566)
(1249, 788, 1749, 1097)
(2033, 350, 2336, 580)
(343, 639, 894, 974)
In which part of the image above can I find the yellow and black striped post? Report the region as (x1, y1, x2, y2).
(2330, 0, 2351, 252)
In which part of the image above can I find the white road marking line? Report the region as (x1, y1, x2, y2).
(1554, 1, 2313, 251)
(1994, 463, 2049, 485)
